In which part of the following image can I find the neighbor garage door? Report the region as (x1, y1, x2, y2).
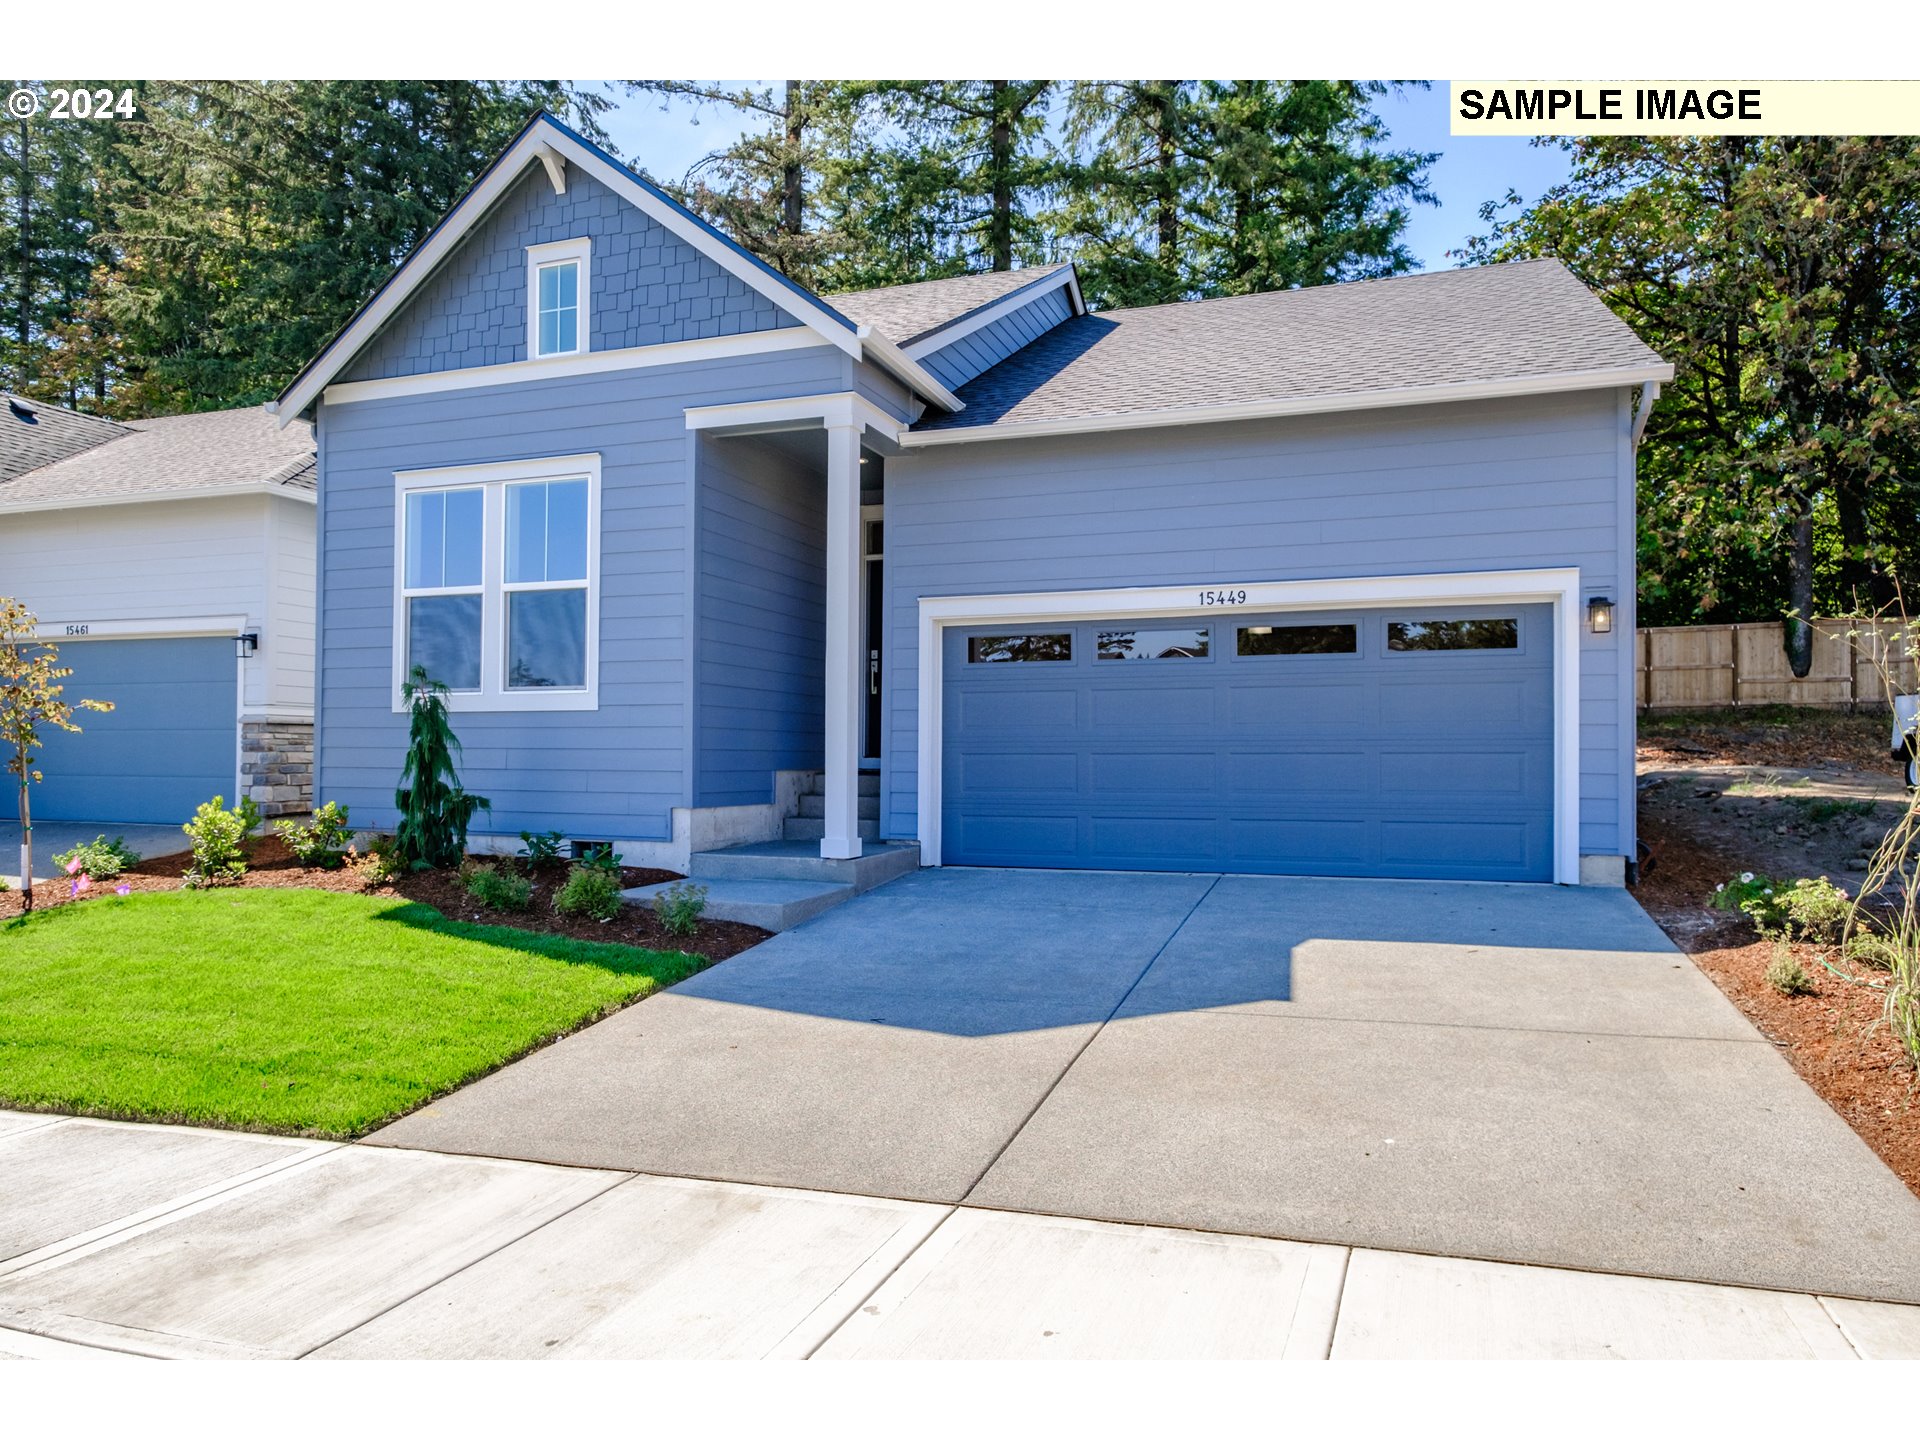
(30, 637, 237, 823)
(941, 604, 1554, 882)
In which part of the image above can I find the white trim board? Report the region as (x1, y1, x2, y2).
(273, 114, 962, 425)
(898, 365, 1675, 448)
(320, 328, 828, 408)
(0, 483, 315, 516)
(914, 568, 1584, 885)
(32, 614, 249, 641)
(901, 268, 1082, 361)
(683, 391, 907, 450)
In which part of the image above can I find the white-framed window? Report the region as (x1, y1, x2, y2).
(393, 453, 601, 712)
(526, 237, 590, 359)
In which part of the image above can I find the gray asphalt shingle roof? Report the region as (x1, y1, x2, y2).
(1, 394, 131, 483)
(915, 259, 1668, 434)
(828, 263, 1075, 348)
(0, 403, 315, 510)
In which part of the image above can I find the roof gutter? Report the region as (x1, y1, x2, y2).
(900, 363, 1675, 449)
(1631, 381, 1661, 446)
(0, 481, 317, 516)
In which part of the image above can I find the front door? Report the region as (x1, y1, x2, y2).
(863, 517, 883, 763)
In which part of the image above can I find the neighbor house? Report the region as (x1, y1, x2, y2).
(270, 112, 1669, 923)
(0, 395, 317, 821)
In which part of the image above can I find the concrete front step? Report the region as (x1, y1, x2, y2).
(797, 793, 881, 821)
(783, 816, 881, 842)
(687, 839, 920, 893)
(798, 770, 881, 798)
(621, 877, 853, 934)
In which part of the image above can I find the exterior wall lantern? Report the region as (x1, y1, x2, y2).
(1587, 596, 1614, 634)
(235, 632, 259, 659)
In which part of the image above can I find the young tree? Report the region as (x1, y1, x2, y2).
(393, 667, 489, 871)
(0, 598, 111, 912)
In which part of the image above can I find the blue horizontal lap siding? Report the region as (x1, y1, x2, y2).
(693, 435, 826, 806)
(341, 166, 798, 384)
(915, 284, 1075, 393)
(883, 390, 1632, 861)
(943, 606, 1554, 881)
(314, 346, 846, 841)
(31, 638, 235, 823)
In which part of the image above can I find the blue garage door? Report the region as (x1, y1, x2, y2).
(942, 604, 1554, 882)
(30, 638, 237, 824)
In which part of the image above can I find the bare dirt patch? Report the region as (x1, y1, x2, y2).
(1636, 705, 1918, 1197)
(1, 835, 770, 963)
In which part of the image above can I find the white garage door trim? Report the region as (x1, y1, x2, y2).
(916, 568, 1582, 883)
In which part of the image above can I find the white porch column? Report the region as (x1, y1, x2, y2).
(821, 421, 864, 860)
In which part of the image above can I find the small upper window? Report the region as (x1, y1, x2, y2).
(969, 633, 1071, 663)
(526, 238, 590, 359)
(537, 262, 579, 356)
(1388, 618, 1519, 652)
(1238, 624, 1356, 656)
(1097, 628, 1209, 660)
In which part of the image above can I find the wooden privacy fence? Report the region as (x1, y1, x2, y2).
(1637, 620, 1920, 710)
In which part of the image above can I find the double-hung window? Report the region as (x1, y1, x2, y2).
(395, 454, 600, 711)
(526, 238, 590, 359)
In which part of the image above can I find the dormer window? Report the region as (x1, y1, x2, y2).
(526, 238, 590, 359)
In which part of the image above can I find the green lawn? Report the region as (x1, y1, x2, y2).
(0, 889, 707, 1138)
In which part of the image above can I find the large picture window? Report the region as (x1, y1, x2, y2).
(395, 455, 600, 711)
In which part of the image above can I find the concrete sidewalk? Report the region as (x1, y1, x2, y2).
(0, 1113, 1915, 1361)
(369, 869, 1920, 1303)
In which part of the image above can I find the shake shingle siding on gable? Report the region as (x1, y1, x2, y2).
(339, 167, 799, 385)
(879, 389, 1634, 859)
(916, 283, 1076, 394)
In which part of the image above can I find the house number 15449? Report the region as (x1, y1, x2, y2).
(1197, 589, 1248, 607)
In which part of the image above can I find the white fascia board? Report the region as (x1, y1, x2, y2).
(1632, 380, 1662, 445)
(534, 126, 863, 362)
(273, 117, 863, 426)
(321, 328, 829, 408)
(0, 483, 316, 517)
(683, 391, 906, 444)
(900, 269, 1078, 360)
(914, 567, 1584, 885)
(898, 363, 1677, 448)
(855, 325, 964, 413)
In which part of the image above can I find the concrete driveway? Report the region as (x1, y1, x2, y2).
(372, 868, 1920, 1303)
(0, 821, 189, 886)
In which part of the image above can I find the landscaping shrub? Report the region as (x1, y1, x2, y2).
(360, 834, 401, 886)
(575, 842, 620, 874)
(1777, 877, 1851, 942)
(1846, 931, 1901, 971)
(51, 834, 140, 882)
(519, 829, 567, 866)
(394, 667, 489, 870)
(463, 862, 534, 912)
(1710, 872, 1785, 930)
(274, 802, 352, 869)
(1765, 943, 1816, 997)
(651, 881, 708, 937)
(182, 795, 261, 886)
(553, 863, 622, 921)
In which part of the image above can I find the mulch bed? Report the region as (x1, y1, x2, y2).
(1, 835, 771, 963)
(1639, 705, 1895, 773)
(1637, 806, 1920, 1199)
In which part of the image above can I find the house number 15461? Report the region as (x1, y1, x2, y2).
(1197, 588, 1248, 607)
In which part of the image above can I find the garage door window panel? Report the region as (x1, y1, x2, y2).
(1237, 623, 1357, 656)
(968, 633, 1071, 663)
(1097, 628, 1210, 661)
(1387, 617, 1520, 652)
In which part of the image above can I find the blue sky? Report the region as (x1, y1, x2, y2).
(594, 83, 1574, 274)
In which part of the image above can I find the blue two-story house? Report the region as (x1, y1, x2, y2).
(273, 112, 1670, 923)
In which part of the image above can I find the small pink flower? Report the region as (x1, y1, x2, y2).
(74, 875, 91, 893)
(65, 857, 82, 876)
(115, 884, 131, 896)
